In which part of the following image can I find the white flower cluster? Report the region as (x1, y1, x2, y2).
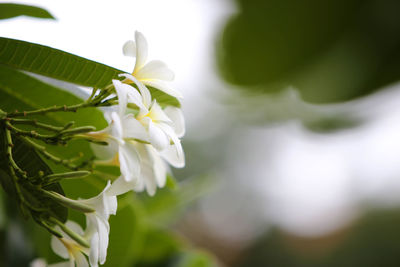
(46, 31, 185, 267)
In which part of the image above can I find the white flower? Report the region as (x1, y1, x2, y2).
(50, 182, 117, 267)
(108, 143, 167, 196)
(87, 80, 148, 183)
(78, 181, 117, 267)
(50, 221, 89, 267)
(122, 31, 182, 99)
(118, 75, 185, 168)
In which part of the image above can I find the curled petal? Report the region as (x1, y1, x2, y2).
(51, 237, 69, 259)
(135, 60, 174, 81)
(164, 107, 185, 137)
(160, 142, 185, 168)
(147, 145, 167, 187)
(120, 73, 152, 108)
(119, 142, 141, 181)
(122, 40, 136, 57)
(148, 120, 169, 151)
(133, 31, 148, 73)
(113, 80, 130, 116)
(108, 176, 136, 196)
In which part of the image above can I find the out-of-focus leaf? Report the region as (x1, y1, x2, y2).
(104, 194, 145, 267)
(0, 37, 181, 107)
(137, 228, 182, 265)
(218, 0, 400, 103)
(171, 250, 218, 267)
(0, 3, 55, 20)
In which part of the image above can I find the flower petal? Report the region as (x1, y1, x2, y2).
(164, 107, 185, 137)
(122, 115, 149, 141)
(113, 80, 130, 116)
(142, 79, 183, 99)
(108, 176, 136, 195)
(135, 60, 174, 81)
(119, 142, 141, 181)
(110, 112, 124, 141)
(122, 40, 136, 57)
(160, 142, 185, 168)
(51, 237, 69, 259)
(148, 101, 172, 123)
(133, 31, 148, 73)
(89, 232, 99, 267)
(74, 251, 89, 267)
(120, 73, 152, 108)
(148, 120, 169, 151)
(147, 146, 167, 187)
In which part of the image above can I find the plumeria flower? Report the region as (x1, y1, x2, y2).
(106, 78, 184, 195)
(109, 142, 167, 196)
(86, 80, 149, 183)
(49, 182, 117, 267)
(119, 74, 185, 168)
(78, 181, 117, 267)
(122, 31, 182, 99)
(50, 221, 90, 267)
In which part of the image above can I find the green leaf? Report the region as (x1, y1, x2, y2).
(0, 3, 55, 20)
(0, 37, 120, 88)
(149, 87, 181, 108)
(0, 37, 181, 107)
(172, 250, 218, 267)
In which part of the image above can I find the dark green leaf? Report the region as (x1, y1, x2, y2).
(0, 37, 181, 107)
(0, 3, 55, 20)
(0, 37, 120, 88)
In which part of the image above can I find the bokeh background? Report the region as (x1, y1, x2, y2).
(3, 0, 400, 266)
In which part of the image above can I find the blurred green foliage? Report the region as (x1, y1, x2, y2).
(218, 0, 400, 103)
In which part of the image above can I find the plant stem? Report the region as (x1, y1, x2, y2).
(49, 217, 90, 248)
(20, 137, 79, 170)
(8, 118, 63, 132)
(6, 102, 91, 118)
(5, 121, 61, 143)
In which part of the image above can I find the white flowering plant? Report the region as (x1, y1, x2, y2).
(0, 3, 216, 267)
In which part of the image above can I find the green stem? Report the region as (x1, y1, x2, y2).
(6, 102, 91, 118)
(5, 128, 27, 178)
(20, 137, 78, 170)
(42, 190, 95, 213)
(6, 121, 61, 143)
(43, 170, 90, 186)
(8, 118, 63, 132)
(5, 129, 48, 212)
(49, 217, 90, 248)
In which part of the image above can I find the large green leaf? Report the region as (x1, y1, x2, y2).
(0, 3, 55, 20)
(0, 37, 181, 107)
(0, 37, 120, 88)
